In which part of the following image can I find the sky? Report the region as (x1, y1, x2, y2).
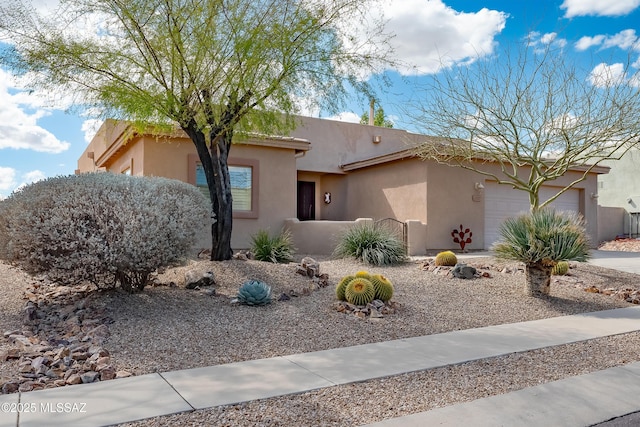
(1, 0, 640, 198)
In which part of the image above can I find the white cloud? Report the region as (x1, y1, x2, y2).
(575, 35, 606, 51)
(81, 118, 103, 143)
(561, 0, 640, 17)
(326, 112, 362, 123)
(381, 0, 507, 75)
(0, 70, 70, 153)
(0, 167, 17, 192)
(588, 63, 627, 87)
(576, 30, 640, 52)
(603, 29, 640, 50)
(527, 31, 568, 51)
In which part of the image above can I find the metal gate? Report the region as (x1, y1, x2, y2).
(375, 218, 407, 250)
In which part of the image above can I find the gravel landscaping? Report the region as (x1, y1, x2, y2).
(2, 245, 640, 425)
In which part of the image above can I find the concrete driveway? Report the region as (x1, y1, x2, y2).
(588, 250, 640, 275)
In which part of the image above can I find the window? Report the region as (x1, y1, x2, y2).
(188, 154, 259, 219)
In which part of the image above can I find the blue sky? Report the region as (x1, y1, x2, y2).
(1, 0, 640, 198)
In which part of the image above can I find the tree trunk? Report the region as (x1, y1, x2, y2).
(209, 132, 233, 261)
(182, 120, 234, 261)
(525, 262, 552, 297)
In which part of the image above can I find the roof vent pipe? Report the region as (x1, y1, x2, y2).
(369, 99, 374, 126)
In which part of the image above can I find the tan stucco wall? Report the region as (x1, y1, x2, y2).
(284, 218, 373, 254)
(425, 163, 485, 250)
(292, 116, 424, 173)
(341, 158, 428, 222)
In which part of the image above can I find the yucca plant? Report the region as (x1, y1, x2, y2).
(333, 222, 406, 266)
(250, 229, 295, 263)
(492, 209, 589, 297)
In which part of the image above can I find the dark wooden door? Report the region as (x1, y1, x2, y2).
(297, 181, 315, 221)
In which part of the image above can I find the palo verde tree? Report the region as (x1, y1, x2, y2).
(411, 42, 640, 210)
(410, 41, 640, 296)
(0, 0, 392, 260)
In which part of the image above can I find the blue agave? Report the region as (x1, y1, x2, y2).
(237, 280, 272, 306)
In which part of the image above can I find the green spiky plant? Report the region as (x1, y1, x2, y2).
(336, 275, 355, 301)
(493, 209, 589, 297)
(345, 278, 375, 306)
(237, 280, 272, 306)
(435, 250, 457, 266)
(250, 229, 295, 263)
(552, 260, 570, 276)
(370, 274, 394, 302)
(333, 222, 407, 266)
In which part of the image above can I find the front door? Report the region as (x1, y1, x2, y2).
(297, 181, 315, 221)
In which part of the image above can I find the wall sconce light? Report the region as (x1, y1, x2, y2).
(590, 192, 599, 200)
(474, 182, 485, 191)
(373, 135, 382, 144)
(324, 192, 331, 204)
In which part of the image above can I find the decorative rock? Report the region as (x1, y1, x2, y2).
(2, 382, 19, 394)
(65, 374, 83, 385)
(298, 257, 320, 278)
(452, 263, 477, 279)
(185, 270, 216, 289)
(100, 366, 116, 381)
(278, 293, 291, 301)
(80, 371, 100, 384)
(115, 370, 133, 378)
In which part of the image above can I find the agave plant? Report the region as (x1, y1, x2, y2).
(237, 280, 272, 306)
(492, 209, 589, 297)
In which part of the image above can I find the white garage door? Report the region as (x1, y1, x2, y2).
(484, 182, 580, 249)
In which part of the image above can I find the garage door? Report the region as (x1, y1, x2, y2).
(484, 182, 580, 249)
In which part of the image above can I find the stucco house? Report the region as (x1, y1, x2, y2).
(77, 116, 607, 254)
(597, 149, 640, 238)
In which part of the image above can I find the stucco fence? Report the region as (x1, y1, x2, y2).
(283, 218, 427, 256)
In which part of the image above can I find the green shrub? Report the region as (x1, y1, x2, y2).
(250, 229, 295, 263)
(333, 222, 406, 266)
(237, 279, 272, 306)
(0, 173, 210, 292)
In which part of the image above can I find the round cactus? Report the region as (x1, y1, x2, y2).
(237, 280, 272, 306)
(345, 278, 375, 306)
(552, 261, 569, 276)
(435, 250, 457, 266)
(336, 275, 355, 301)
(370, 274, 394, 302)
(355, 270, 371, 279)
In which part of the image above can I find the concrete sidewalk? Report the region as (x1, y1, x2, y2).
(1, 306, 640, 427)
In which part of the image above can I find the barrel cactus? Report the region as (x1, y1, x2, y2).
(355, 270, 371, 279)
(435, 250, 457, 266)
(237, 280, 272, 306)
(336, 275, 355, 301)
(370, 274, 394, 302)
(345, 278, 375, 306)
(552, 261, 570, 276)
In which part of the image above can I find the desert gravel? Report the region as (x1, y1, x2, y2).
(2, 252, 640, 426)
